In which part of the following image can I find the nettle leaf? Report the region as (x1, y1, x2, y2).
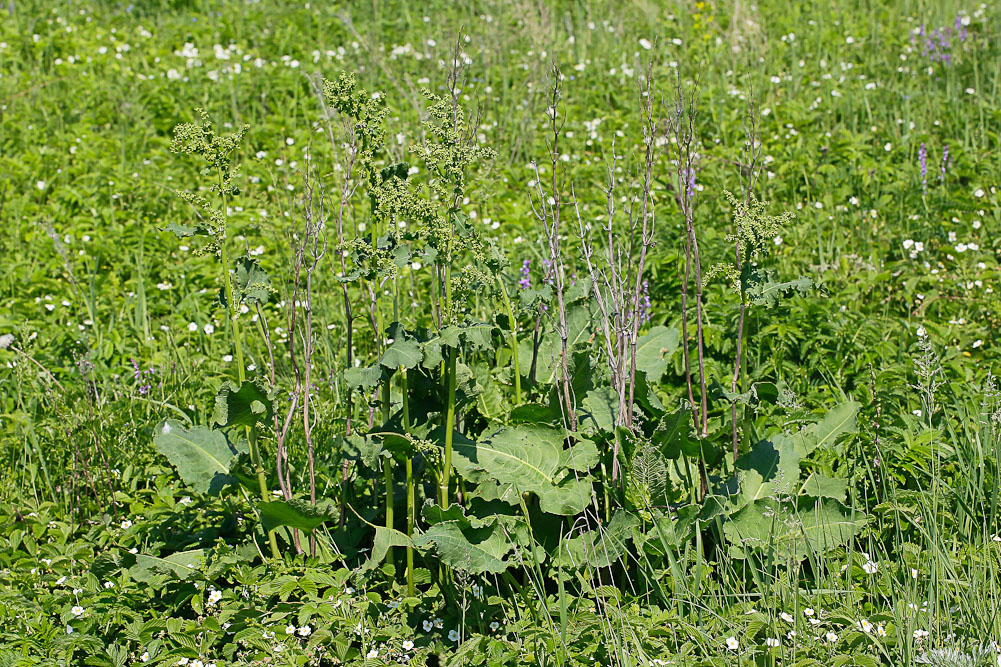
(633, 326, 679, 381)
(259, 499, 337, 533)
(153, 421, 246, 495)
(745, 268, 813, 308)
(213, 378, 274, 428)
(451, 424, 595, 515)
(235, 256, 272, 304)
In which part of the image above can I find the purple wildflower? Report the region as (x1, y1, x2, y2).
(919, 143, 928, 194)
(639, 280, 651, 324)
(940, 145, 950, 182)
(130, 358, 153, 395)
(518, 259, 531, 289)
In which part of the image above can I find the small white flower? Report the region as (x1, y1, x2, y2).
(285, 624, 296, 635)
(862, 560, 879, 574)
(71, 605, 84, 616)
(639, 38, 652, 50)
(36, 180, 47, 191)
(448, 629, 460, 642)
(120, 519, 132, 529)
(103, 581, 114, 589)
(203, 323, 214, 335)
(826, 631, 839, 643)
(0, 333, 13, 349)
(489, 621, 500, 631)
(974, 188, 985, 198)
(191, 661, 204, 667)
(298, 625, 311, 637)
(179, 496, 192, 505)
(857, 619, 873, 633)
(765, 637, 780, 647)
(804, 608, 815, 617)
(187, 322, 198, 332)
(423, 619, 434, 632)
(207, 589, 222, 605)
(402, 639, 415, 651)
(366, 649, 379, 658)
(876, 624, 887, 637)
(780, 612, 794, 623)
(726, 636, 739, 650)
(140, 653, 150, 663)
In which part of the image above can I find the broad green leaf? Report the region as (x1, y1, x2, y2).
(724, 497, 866, 560)
(259, 499, 337, 533)
(153, 421, 244, 495)
(343, 366, 382, 391)
(234, 256, 272, 304)
(799, 473, 848, 502)
(213, 379, 273, 428)
(380, 337, 422, 371)
(557, 510, 639, 569)
(414, 520, 512, 574)
(131, 549, 209, 582)
(633, 326, 679, 381)
(451, 424, 594, 515)
(360, 526, 413, 573)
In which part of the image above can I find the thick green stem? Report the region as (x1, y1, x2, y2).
(382, 379, 394, 566)
(497, 275, 522, 404)
(441, 350, 457, 508)
(219, 174, 278, 559)
(402, 369, 415, 596)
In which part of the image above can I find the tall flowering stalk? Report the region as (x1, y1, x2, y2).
(168, 109, 279, 558)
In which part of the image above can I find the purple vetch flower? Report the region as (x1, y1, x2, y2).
(919, 143, 928, 194)
(639, 280, 651, 324)
(940, 145, 950, 181)
(518, 259, 531, 289)
(130, 358, 154, 395)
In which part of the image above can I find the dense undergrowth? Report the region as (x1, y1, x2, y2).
(2, 1, 1001, 665)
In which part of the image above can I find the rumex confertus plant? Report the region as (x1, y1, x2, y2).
(166, 108, 281, 557)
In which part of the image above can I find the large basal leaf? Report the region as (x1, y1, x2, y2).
(632, 326, 679, 381)
(451, 424, 595, 515)
(414, 519, 512, 574)
(731, 401, 859, 507)
(723, 497, 866, 560)
(153, 421, 245, 495)
(259, 498, 337, 533)
(213, 378, 274, 429)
